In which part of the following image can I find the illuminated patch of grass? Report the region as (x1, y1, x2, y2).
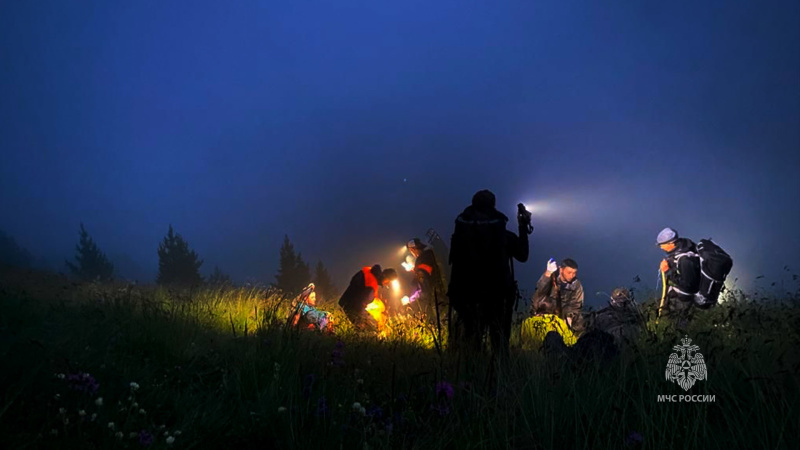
(0, 268, 798, 448)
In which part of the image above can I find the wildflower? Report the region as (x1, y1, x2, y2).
(91, 413, 97, 421)
(129, 432, 138, 439)
(356, 378, 364, 385)
(166, 436, 176, 445)
(95, 397, 103, 406)
(139, 408, 147, 416)
(67, 372, 99, 395)
(352, 402, 366, 416)
(366, 406, 383, 419)
(278, 406, 287, 413)
(54, 394, 61, 400)
(115, 431, 124, 439)
(330, 341, 345, 367)
(59, 407, 66, 415)
(174, 430, 182, 436)
(50, 429, 58, 436)
(130, 382, 140, 391)
(63, 418, 70, 425)
(78, 409, 86, 417)
(132, 402, 139, 408)
(164, 431, 169, 436)
(57, 373, 65, 380)
(435, 381, 454, 400)
(626, 431, 643, 446)
(139, 430, 155, 446)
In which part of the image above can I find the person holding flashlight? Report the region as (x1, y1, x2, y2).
(531, 257, 585, 335)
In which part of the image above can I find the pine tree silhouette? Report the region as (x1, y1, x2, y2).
(157, 225, 203, 286)
(65, 223, 114, 282)
(313, 260, 338, 303)
(274, 235, 311, 295)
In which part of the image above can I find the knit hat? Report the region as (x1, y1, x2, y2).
(656, 227, 678, 245)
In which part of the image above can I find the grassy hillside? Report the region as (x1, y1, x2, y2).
(1, 266, 798, 449)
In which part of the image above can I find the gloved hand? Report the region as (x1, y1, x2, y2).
(546, 258, 558, 275)
(660, 259, 669, 273)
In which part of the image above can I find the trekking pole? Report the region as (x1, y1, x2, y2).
(657, 270, 667, 320)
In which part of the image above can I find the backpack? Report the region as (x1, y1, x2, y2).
(694, 239, 733, 309)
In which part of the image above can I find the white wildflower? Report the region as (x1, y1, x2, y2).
(108, 422, 115, 430)
(277, 406, 287, 413)
(57, 373, 65, 380)
(130, 382, 140, 391)
(357, 378, 364, 385)
(166, 436, 176, 445)
(174, 430, 182, 436)
(115, 431, 124, 439)
(78, 410, 86, 417)
(58, 407, 66, 415)
(129, 432, 138, 439)
(132, 402, 139, 409)
(91, 413, 97, 421)
(95, 397, 103, 406)
(139, 408, 146, 416)
(50, 429, 58, 436)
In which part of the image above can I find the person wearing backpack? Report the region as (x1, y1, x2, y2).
(447, 189, 530, 358)
(657, 227, 701, 321)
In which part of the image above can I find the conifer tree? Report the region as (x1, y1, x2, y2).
(157, 225, 203, 286)
(65, 223, 114, 281)
(274, 235, 312, 295)
(313, 260, 338, 303)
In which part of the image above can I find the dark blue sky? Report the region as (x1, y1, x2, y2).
(2, 0, 799, 306)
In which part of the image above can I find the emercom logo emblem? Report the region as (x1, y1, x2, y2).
(665, 336, 707, 391)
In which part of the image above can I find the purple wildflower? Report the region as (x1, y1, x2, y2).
(330, 340, 345, 367)
(625, 431, 643, 446)
(435, 381, 454, 400)
(66, 372, 99, 395)
(366, 406, 383, 419)
(138, 430, 155, 446)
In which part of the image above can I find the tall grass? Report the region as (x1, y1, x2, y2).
(1, 267, 798, 449)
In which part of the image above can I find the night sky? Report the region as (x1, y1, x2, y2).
(2, 1, 799, 307)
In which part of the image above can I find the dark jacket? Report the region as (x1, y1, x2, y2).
(414, 248, 448, 312)
(532, 272, 585, 332)
(665, 238, 700, 301)
(338, 265, 383, 314)
(584, 301, 645, 345)
(447, 205, 529, 305)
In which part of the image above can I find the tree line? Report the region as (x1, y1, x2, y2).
(0, 225, 338, 302)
